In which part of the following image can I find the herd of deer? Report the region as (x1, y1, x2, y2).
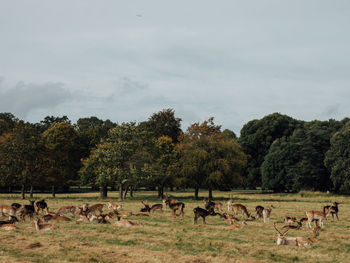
(0, 196, 340, 247)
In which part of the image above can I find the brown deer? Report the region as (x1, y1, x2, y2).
(323, 202, 339, 221)
(219, 213, 239, 225)
(56, 206, 77, 217)
(114, 220, 142, 227)
(163, 195, 177, 208)
(164, 200, 185, 217)
(34, 219, 59, 231)
(0, 205, 16, 217)
(229, 221, 247, 230)
(262, 205, 274, 223)
(233, 204, 250, 218)
(86, 203, 104, 215)
(41, 214, 71, 222)
(274, 222, 320, 246)
(306, 209, 331, 228)
(107, 201, 122, 211)
(283, 216, 297, 225)
(255, 205, 264, 219)
(203, 199, 223, 212)
(140, 201, 163, 213)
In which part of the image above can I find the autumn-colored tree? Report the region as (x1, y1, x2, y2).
(0, 122, 46, 199)
(179, 118, 247, 199)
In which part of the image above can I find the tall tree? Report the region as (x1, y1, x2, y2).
(140, 109, 182, 143)
(325, 120, 350, 193)
(179, 118, 246, 199)
(35, 115, 71, 133)
(0, 122, 45, 198)
(239, 113, 300, 188)
(0, 112, 18, 135)
(42, 122, 81, 196)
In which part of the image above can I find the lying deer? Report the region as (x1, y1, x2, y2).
(85, 203, 104, 215)
(56, 206, 77, 217)
(0, 216, 19, 226)
(114, 220, 142, 227)
(0, 205, 16, 217)
(274, 223, 319, 246)
(283, 216, 297, 225)
(34, 219, 59, 231)
(220, 212, 240, 224)
(229, 221, 247, 230)
(97, 214, 111, 224)
(40, 214, 71, 222)
(107, 201, 122, 211)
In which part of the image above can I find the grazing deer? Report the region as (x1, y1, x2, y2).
(233, 204, 250, 218)
(323, 202, 339, 221)
(107, 201, 122, 211)
(36, 199, 48, 214)
(255, 205, 264, 219)
(140, 201, 163, 213)
(0, 205, 16, 217)
(193, 206, 218, 224)
(114, 220, 142, 227)
(229, 221, 247, 230)
(203, 199, 223, 212)
(306, 209, 330, 228)
(34, 219, 58, 231)
(262, 205, 274, 223)
(274, 222, 320, 246)
(163, 195, 178, 209)
(56, 206, 77, 217)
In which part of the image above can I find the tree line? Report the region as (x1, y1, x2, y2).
(0, 110, 349, 199)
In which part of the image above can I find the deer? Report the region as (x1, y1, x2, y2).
(203, 199, 223, 212)
(229, 221, 247, 230)
(114, 220, 142, 227)
(274, 222, 320, 246)
(262, 205, 274, 223)
(164, 200, 185, 217)
(140, 201, 163, 213)
(0, 223, 17, 230)
(97, 214, 111, 224)
(306, 209, 331, 228)
(219, 213, 240, 225)
(283, 216, 297, 225)
(18, 200, 36, 220)
(232, 204, 250, 218)
(0, 216, 19, 226)
(76, 209, 98, 223)
(40, 214, 71, 222)
(85, 203, 104, 215)
(162, 195, 178, 209)
(0, 204, 16, 217)
(193, 206, 218, 224)
(323, 202, 339, 221)
(107, 201, 122, 211)
(36, 199, 48, 214)
(56, 206, 77, 217)
(11, 203, 22, 211)
(255, 205, 264, 219)
(34, 219, 58, 231)
(227, 199, 234, 212)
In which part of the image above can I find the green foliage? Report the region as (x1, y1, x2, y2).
(239, 113, 301, 188)
(179, 118, 247, 192)
(325, 121, 350, 193)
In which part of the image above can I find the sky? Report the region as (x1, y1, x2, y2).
(0, 0, 350, 135)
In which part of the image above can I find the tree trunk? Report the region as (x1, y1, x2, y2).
(99, 186, 107, 199)
(157, 186, 164, 199)
(8, 186, 12, 193)
(30, 186, 34, 198)
(130, 186, 134, 197)
(208, 187, 213, 199)
(21, 184, 25, 200)
(170, 186, 174, 192)
(194, 187, 199, 199)
(52, 185, 56, 198)
(119, 183, 124, 200)
(123, 185, 129, 200)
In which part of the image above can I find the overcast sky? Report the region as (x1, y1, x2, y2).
(1, 0, 349, 134)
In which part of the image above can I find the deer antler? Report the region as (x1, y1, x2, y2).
(274, 222, 284, 236)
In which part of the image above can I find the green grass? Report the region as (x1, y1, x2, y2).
(0, 190, 349, 263)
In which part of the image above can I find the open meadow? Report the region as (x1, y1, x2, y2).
(0, 191, 349, 263)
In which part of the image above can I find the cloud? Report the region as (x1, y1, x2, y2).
(0, 80, 72, 120)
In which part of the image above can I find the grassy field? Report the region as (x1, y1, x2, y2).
(0, 191, 349, 263)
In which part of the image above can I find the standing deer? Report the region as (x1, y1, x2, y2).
(203, 199, 223, 212)
(255, 205, 264, 219)
(232, 204, 250, 218)
(323, 202, 340, 221)
(306, 209, 331, 228)
(164, 200, 185, 217)
(262, 205, 274, 223)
